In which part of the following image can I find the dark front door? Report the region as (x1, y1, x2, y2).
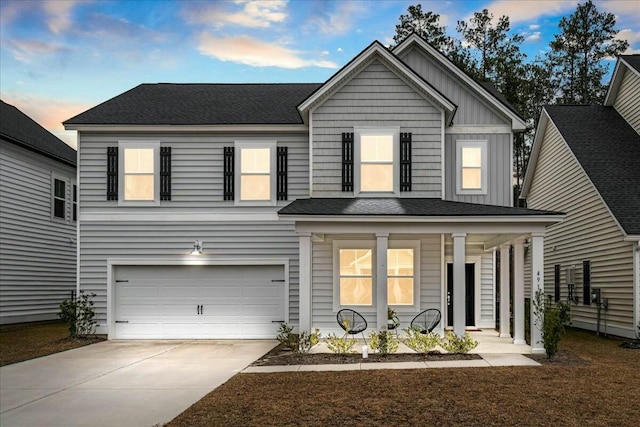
(447, 263, 475, 327)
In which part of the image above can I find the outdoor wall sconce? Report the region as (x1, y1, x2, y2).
(190, 240, 203, 255)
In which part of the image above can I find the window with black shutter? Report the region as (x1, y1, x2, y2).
(583, 260, 591, 305)
(400, 132, 412, 192)
(277, 146, 288, 200)
(160, 147, 171, 201)
(554, 264, 561, 302)
(342, 132, 354, 192)
(223, 146, 234, 200)
(107, 146, 118, 200)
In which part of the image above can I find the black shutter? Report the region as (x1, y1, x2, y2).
(400, 132, 412, 192)
(160, 147, 171, 201)
(223, 147, 234, 200)
(107, 147, 118, 200)
(554, 265, 561, 302)
(342, 132, 354, 192)
(277, 146, 288, 201)
(583, 260, 591, 305)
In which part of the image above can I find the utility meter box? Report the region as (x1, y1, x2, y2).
(591, 288, 601, 305)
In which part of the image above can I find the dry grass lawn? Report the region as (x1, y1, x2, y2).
(0, 321, 104, 366)
(168, 329, 639, 427)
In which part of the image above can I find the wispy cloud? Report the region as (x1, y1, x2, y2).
(7, 39, 66, 62)
(529, 24, 540, 30)
(309, 1, 367, 35)
(43, 0, 84, 34)
(183, 0, 288, 28)
(525, 32, 542, 42)
(616, 29, 640, 54)
(482, 0, 574, 24)
(197, 34, 338, 69)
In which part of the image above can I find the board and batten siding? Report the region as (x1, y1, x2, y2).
(311, 58, 443, 198)
(399, 47, 510, 126)
(444, 133, 512, 206)
(79, 220, 300, 333)
(613, 66, 640, 134)
(311, 234, 441, 335)
(78, 132, 309, 212)
(526, 120, 635, 338)
(0, 142, 76, 324)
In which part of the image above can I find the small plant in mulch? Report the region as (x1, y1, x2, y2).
(620, 322, 640, 349)
(402, 328, 441, 353)
(441, 331, 478, 353)
(58, 291, 97, 338)
(533, 289, 572, 358)
(297, 329, 321, 353)
(276, 323, 321, 353)
(368, 330, 399, 355)
(325, 333, 356, 354)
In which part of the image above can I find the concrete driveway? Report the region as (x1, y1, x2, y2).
(0, 340, 276, 427)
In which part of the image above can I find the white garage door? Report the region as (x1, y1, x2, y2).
(114, 264, 285, 339)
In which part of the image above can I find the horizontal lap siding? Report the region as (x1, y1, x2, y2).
(312, 59, 442, 197)
(311, 234, 441, 335)
(79, 221, 299, 331)
(445, 133, 512, 206)
(527, 122, 635, 336)
(79, 133, 308, 211)
(613, 68, 640, 133)
(0, 143, 76, 324)
(400, 48, 509, 126)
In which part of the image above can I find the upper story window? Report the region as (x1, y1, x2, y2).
(456, 140, 487, 195)
(235, 141, 276, 205)
(53, 178, 66, 219)
(118, 141, 160, 205)
(72, 184, 77, 222)
(355, 128, 399, 195)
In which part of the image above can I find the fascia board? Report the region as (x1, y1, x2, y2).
(604, 57, 640, 106)
(64, 124, 309, 133)
(520, 108, 550, 199)
(394, 35, 527, 131)
(278, 214, 565, 223)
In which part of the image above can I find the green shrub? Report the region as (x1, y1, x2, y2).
(368, 330, 399, 355)
(276, 323, 296, 349)
(297, 328, 321, 353)
(441, 331, 478, 353)
(402, 328, 441, 353)
(58, 291, 97, 337)
(533, 289, 571, 359)
(325, 333, 356, 354)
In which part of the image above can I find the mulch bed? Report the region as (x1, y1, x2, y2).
(251, 345, 480, 366)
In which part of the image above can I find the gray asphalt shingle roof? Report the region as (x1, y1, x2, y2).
(545, 105, 640, 236)
(279, 198, 561, 217)
(1, 100, 76, 166)
(621, 54, 640, 72)
(64, 83, 322, 125)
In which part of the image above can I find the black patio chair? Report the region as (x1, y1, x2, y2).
(337, 309, 368, 345)
(410, 309, 441, 334)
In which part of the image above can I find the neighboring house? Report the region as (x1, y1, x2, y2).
(0, 100, 77, 324)
(521, 55, 640, 339)
(63, 35, 562, 352)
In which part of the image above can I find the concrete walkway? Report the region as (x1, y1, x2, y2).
(0, 340, 276, 427)
(243, 353, 540, 373)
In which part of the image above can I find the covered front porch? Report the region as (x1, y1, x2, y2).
(279, 198, 564, 354)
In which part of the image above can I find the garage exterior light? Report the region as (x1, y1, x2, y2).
(190, 240, 203, 256)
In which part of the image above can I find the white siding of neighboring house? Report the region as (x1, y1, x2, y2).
(526, 120, 636, 338)
(311, 234, 441, 335)
(311, 58, 443, 198)
(0, 142, 77, 324)
(613, 66, 640, 134)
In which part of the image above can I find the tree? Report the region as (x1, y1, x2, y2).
(548, 0, 628, 104)
(393, 4, 450, 51)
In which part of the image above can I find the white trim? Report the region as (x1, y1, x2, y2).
(76, 137, 81, 296)
(51, 172, 71, 223)
(446, 125, 512, 134)
(510, 131, 514, 207)
(354, 127, 400, 196)
(440, 234, 446, 333)
(441, 114, 445, 199)
(285, 214, 564, 224)
(106, 257, 290, 340)
(604, 57, 640, 106)
(332, 240, 377, 313)
(234, 140, 277, 206)
(118, 141, 161, 206)
(298, 42, 456, 119)
(308, 107, 314, 197)
(81, 212, 280, 222)
(64, 124, 309, 133)
(456, 139, 488, 195)
(634, 241, 639, 338)
(393, 35, 526, 131)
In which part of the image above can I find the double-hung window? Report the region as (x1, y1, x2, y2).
(388, 241, 420, 309)
(235, 141, 276, 205)
(53, 178, 66, 219)
(456, 140, 487, 195)
(355, 128, 398, 195)
(72, 184, 78, 222)
(118, 141, 160, 205)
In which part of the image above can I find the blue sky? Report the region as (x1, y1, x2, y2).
(1, 0, 639, 147)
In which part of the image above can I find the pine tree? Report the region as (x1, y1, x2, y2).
(392, 4, 450, 51)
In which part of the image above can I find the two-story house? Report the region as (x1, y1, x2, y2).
(1, 100, 77, 324)
(521, 55, 640, 339)
(64, 35, 562, 352)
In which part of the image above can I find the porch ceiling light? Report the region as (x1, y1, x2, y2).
(190, 240, 203, 256)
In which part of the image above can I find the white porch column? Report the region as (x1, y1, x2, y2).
(499, 244, 511, 338)
(376, 232, 389, 331)
(298, 232, 312, 333)
(452, 232, 466, 338)
(530, 232, 545, 354)
(513, 238, 525, 345)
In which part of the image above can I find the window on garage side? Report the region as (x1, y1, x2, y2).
(241, 148, 271, 200)
(53, 178, 66, 219)
(339, 248, 373, 306)
(124, 148, 155, 201)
